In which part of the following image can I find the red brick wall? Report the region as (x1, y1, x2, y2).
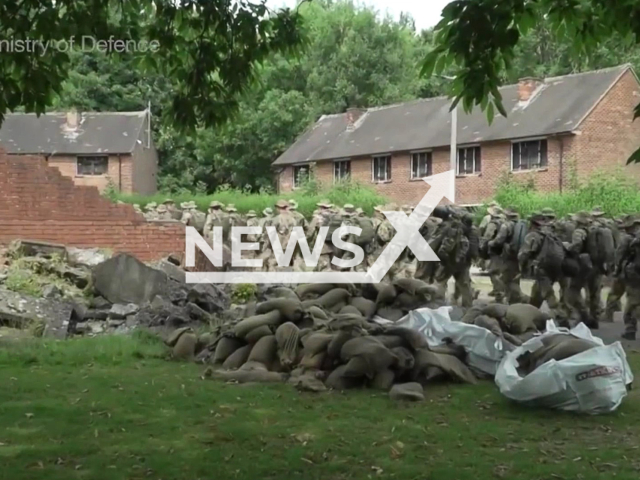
(48, 154, 134, 194)
(0, 154, 184, 262)
(571, 69, 640, 180)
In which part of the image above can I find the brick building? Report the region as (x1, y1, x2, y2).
(273, 64, 640, 205)
(0, 110, 158, 195)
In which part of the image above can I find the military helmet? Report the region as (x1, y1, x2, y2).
(246, 210, 257, 218)
(591, 206, 605, 217)
(275, 199, 289, 209)
(209, 200, 223, 209)
(226, 204, 237, 212)
(263, 207, 274, 216)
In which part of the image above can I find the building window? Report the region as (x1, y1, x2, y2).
(458, 146, 482, 175)
(334, 160, 351, 182)
(77, 156, 108, 176)
(512, 139, 548, 171)
(293, 165, 310, 188)
(410, 151, 432, 179)
(372, 155, 391, 183)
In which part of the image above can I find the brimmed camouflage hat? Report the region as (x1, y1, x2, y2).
(163, 198, 175, 205)
(289, 199, 299, 210)
(505, 207, 519, 219)
(591, 206, 605, 217)
(144, 202, 157, 210)
(209, 200, 223, 209)
(529, 213, 547, 225)
(487, 206, 502, 216)
(488, 201, 500, 208)
(540, 207, 556, 218)
(226, 204, 237, 212)
(246, 210, 257, 217)
(373, 205, 385, 213)
(572, 211, 591, 224)
(180, 201, 195, 209)
(156, 204, 168, 213)
(275, 199, 289, 209)
(355, 207, 364, 216)
(263, 207, 273, 216)
(316, 199, 332, 208)
(343, 203, 356, 212)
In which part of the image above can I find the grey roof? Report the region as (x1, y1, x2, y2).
(273, 64, 634, 166)
(0, 111, 149, 155)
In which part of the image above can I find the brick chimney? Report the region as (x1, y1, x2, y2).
(517, 77, 543, 102)
(345, 108, 365, 131)
(66, 110, 78, 129)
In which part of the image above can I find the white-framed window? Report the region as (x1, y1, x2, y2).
(334, 160, 351, 182)
(410, 151, 432, 179)
(293, 165, 310, 188)
(372, 155, 391, 183)
(512, 139, 548, 171)
(77, 155, 108, 176)
(457, 146, 481, 175)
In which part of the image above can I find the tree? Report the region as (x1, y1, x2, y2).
(422, 0, 640, 161)
(0, 0, 306, 129)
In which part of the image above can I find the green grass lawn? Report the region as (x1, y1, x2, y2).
(1, 335, 639, 480)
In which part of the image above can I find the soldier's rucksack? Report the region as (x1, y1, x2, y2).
(587, 225, 615, 272)
(326, 214, 345, 238)
(536, 232, 565, 277)
(509, 220, 528, 254)
(466, 225, 480, 260)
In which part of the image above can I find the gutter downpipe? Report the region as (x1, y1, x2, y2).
(118, 154, 122, 191)
(558, 136, 564, 194)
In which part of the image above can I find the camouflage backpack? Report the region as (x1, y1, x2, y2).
(536, 232, 566, 278)
(509, 220, 528, 254)
(354, 216, 376, 247)
(586, 224, 615, 273)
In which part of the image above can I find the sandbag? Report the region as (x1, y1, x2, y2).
(266, 287, 299, 300)
(173, 332, 197, 360)
(222, 344, 252, 370)
(302, 332, 335, 356)
(234, 310, 282, 338)
(389, 382, 424, 401)
(371, 369, 395, 390)
(247, 335, 278, 367)
(377, 306, 405, 322)
(505, 303, 549, 333)
(302, 288, 351, 310)
(166, 327, 192, 347)
(375, 335, 405, 349)
(300, 352, 327, 370)
(340, 336, 399, 379)
(275, 322, 300, 368)
(295, 283, 336, 300)
(245, 325, 274, 344)
(256, 298, 303, 323)
(412, 348, 477, 384)
(339, 305, 362, 316)
(212, 337, 245, 364)
(306, 306, 330, 322)
(325, 365, 364, 390)
(390, 346, 415, 371)
(395, 292, 425, 310)
(473, 315, 503, 337)
(482, 303, 508, 320)
(393, 278, 432, 296)
(376, 284, 397, 305)
(326, 331, 353, 359)
(383, 326, 428, 351)
(349, 297, 377, 318)
(210, 368, 286, 384)
(460, 306, 484, 324)
(239, 360, 268, 372)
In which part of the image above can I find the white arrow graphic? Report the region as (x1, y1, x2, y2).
(365, 169, 455, 283)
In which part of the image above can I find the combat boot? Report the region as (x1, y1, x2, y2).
(622, 331, 636, 341)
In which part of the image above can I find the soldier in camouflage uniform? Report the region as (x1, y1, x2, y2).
(155, 204, 174, 221)
(288, 199, 308, 229)
(585, 207, 609, 323)
(143, 202, 158, 220)
(616, 216, 640, 340)
(480, 206, 506, 302)
(563, 211, 598, 329)
(133, 204, 143, 215)
(261, 200, 298, 271)
(605, 214, 628, 322)
(498, 208, 525, 303)
(162, 198, 182, 220)
(203, 200, 227, 244)
(261, 207, 273, 227)
(433, 213, 473, 307)
(518, 213, 564, 319)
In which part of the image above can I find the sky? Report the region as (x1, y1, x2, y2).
(267, 0, 450, 32)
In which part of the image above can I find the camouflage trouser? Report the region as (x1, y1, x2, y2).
(435, 264, 473, 308)
(565, 276, 597, 327)
(585, 272, 604, 321)
(623, 284, 640, 335)
(530, 269, 565, 322)
(604, 276, 625, 322)
(488, 255, 505, 301)
(501, 256, 524, 304)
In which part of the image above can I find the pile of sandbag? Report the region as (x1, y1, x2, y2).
(167, 280, 479, 395)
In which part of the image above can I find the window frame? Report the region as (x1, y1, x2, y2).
(292, 164, 311, 189)
(76, 155, 109, 176)
(510, 137, 548, 172)
(410, 150, 433, 180)
(333, 158, 351, 183)
(371, 154, 392, 183)
(457, 145, 482, 176)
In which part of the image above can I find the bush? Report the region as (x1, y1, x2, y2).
(478, 169, 640, 220)
(115, 179, 388, 218)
